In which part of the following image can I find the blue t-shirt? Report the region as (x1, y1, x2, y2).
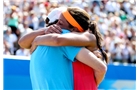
(30, 29, 82, 90)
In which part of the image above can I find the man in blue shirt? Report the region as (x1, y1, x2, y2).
(30, 30, 81, 90)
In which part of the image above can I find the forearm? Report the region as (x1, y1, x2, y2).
(18, 28, 45, 49)
(76, 48, 107, 86)
(33, 34, 61, 46)
(34, 32, 97, 48)
(56, 33, 91, 46)
(56, 32, 97, 47)
(76, 48, 107, 73)
(94, 69, 106, 86)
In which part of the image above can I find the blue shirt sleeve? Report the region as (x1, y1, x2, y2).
(61, 46, 82, 62)
(60, 29, 82, 62)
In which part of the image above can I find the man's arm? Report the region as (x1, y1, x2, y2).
(92, 51, 107, 86)
(94, 65, 106, 86)
(76, 48, 107, 86)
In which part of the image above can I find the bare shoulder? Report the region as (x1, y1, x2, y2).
(83, 31, 97, 48)
(84, 32, 96, 42)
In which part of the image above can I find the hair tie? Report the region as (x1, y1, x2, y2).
(100, 48, 103, 52)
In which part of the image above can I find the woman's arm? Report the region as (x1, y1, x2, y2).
(76, 48, 107, 86)
(18, 28, 46, 49)
(33, 31, 97, 47)
(94, 64, 106, 86)
(30, 31, 97, 54)
(18, 25, 62, 49)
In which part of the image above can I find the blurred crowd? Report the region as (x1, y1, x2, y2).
(3, 0, 136, 64)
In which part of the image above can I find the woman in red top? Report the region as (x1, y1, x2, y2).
(44, 7, 109, 90)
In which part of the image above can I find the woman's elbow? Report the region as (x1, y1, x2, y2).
(18, 39, 23, 47)
(87, 34, 97, 47)
(18, 39, 30, 49)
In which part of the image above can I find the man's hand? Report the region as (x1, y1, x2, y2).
(45, 24, 62, 34)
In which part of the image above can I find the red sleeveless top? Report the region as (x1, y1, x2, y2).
(73, 61, 97, 90)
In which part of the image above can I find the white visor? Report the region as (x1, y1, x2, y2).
(47, 7, 66, 23)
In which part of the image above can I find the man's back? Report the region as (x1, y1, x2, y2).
(30, 29, 82, 90)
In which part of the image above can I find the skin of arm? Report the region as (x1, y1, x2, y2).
(30, 36, 106, 86)
(29, 32, 97, 53)
(94, 63, 106, 86)
(18, 24, 62, 49)
(18, 28, 46, 49)
(33, 31, 97, 48)
(20, 26, 106, 86)
(18, 23, 97, 49)
(76, 48, 107, 86)
(29, 30, 106, 86)
(94, 59, 107, 86)
(30, 32, 107, 86)
(93, 51, 107, 86)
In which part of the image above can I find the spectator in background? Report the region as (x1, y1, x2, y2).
(111, 42, 123, 63)
(122, 41, 132, 63)
(8, 5, 18, 34)
(3, 39, 11, 55)
(16, 47, 30, 56)
(105, 1, 120, 14)
(103, 30, 111, 51)
(28, 11, 39, 30)
(38, 12, 46, 29)
(98, 19, 108, 35)
(129, 27, 136, 40)
(13, 29, 21, 54)
(92, 1, 100, 16)
(119, 10, 127, 21)
(4, 27, 17, 55)
(21, 22, 33, 37)
(3, 0, 136, 64)
(130, 41, 136, 64)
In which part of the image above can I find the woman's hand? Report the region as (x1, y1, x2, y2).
(45, 24, 62, 34)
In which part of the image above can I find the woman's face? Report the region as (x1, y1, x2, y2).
(56, 13, 71, 30)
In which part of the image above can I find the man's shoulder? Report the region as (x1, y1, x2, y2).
(62, 29, 70, 34)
